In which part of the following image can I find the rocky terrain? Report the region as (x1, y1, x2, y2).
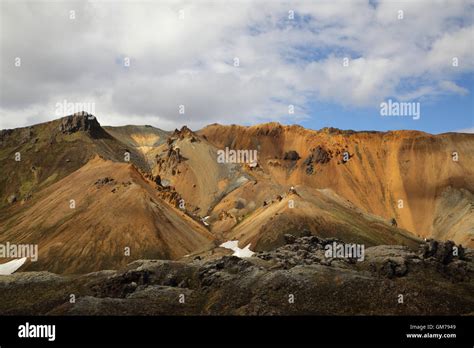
(0, 113, 473, 315)
(0, 236, 472, 315)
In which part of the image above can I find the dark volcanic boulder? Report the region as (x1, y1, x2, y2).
(419, 239, 462, 264)
(284, 234, 297, 244)
(283, 151, 300, 161)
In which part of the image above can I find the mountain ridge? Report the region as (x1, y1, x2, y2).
(0, 113, 472, 274)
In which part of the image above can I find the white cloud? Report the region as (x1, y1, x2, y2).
(438, 80, 469, 96)
(455, 127, 474, 133)
(0, 0, 472, 130)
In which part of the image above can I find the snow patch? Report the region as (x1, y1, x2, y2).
(0, 257, 27, 275)
(220, 240, 255, 258)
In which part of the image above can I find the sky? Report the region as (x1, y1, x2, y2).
(0, 0, 473, 134)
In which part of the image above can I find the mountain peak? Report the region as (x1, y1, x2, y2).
(171, 125, 199, 141)
(58, 112, 109, 139)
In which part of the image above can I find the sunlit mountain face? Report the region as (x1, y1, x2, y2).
(0, 0, 473, 321)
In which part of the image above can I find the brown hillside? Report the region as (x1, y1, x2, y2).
(199, 123, 474, 246)
(221, 186, 420, 251)
(0, 156, 214, 274)
(149, 126, 251, 216)
(0, 113, 148, 211)
(1, 116, 472, 276)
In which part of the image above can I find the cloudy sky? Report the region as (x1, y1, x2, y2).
(1, 0, 473, 133)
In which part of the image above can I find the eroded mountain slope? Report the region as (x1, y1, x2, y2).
(0, 113, 147, 211)
(1, 115, 472, 277)
(199, 123, 474, 246)
(0, 156, 214, 274)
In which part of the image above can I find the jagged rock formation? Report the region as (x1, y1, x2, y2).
(0, 236, 472, 315)
(58, 113, 109, 139)
(171, 125, 199, 142)
(303, 146, 331, 174)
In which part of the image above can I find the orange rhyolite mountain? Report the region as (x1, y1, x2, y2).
(0, 114, 472, 273)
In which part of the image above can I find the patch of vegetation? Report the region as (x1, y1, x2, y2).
(19, 178, 35, 197)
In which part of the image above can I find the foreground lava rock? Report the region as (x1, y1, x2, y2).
(0, 236, 472, 315)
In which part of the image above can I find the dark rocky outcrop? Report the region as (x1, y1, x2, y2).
(94, 177, 116, 188)
(1, 236, 472, 316)
(172, 126, 199, 142)
(312, 146, 331, 164)
(59, 113, 110, 139)
(419, 239, 464, 264)
(283, 151, 300, 161)
(303, 146, 331, 174)
(0, 129, 14, 146)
